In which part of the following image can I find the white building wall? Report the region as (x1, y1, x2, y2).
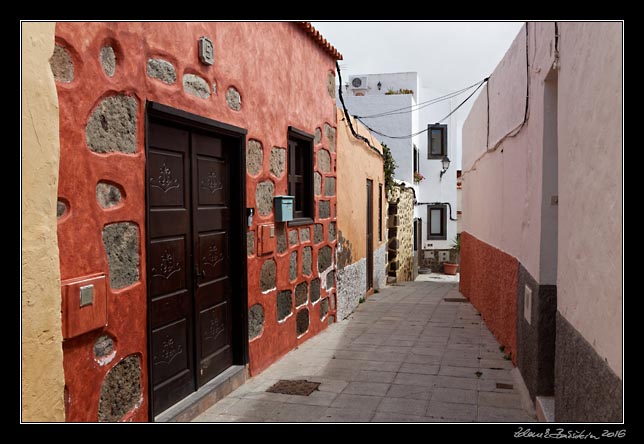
(416, 87, 458, 250)
(342, 94, 415, 184)
(341, 73, 459, 253)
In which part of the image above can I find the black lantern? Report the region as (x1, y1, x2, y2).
(377, 81, 382, 91)
(440, 155, 451, 179)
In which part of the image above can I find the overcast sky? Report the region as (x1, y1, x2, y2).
(311, 21, 524, 167)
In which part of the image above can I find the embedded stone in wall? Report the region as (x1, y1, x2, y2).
(100, 46, 116, 77)
(314, 224, 324, 244)
(212, 81, 217, 94)
(50, 45, 73, 82)
(314, 127, 322, 145)
(276, 224, 287, 254)
(310, 278, 320, 303)
(226, 87, 241, 111)
(255, 180, 274, 216)
(318, 201, 330, 219)
(98, 355, 141, 422)
(246, 140, 263, 176)
(328, 315, 335, 325)
(289, 251, 297, 281)
(296, 309, 309, 335)
(57, 200, 67, 218)
(94, 335, 114, 358)
(317, 149, 331, 173)
(277, 290, 292, 321)
(327, 72, 335, 99)
(324, 177, 336, 196)
(96, 181, 122, 209)
(318, 246, 332, 272)
(102, 222, 139, 289)
(295, 282, 308, 306)
(299, 227, 310, 242)
(260, 259, 276, 292)
(270, 147, 286, 177)
(314, 172, 322, 195)
(303, 247, 312, 276)
(146, 58, 176, 85)
(248, 304, 264, 339)
(329, 293, 336, 309)
(183, 73, 211, 99)
(329, 222, 336, 241)
(324, 124, 336, 152)
(247, 231, 255, 256)
(289, 229, 299, 246)
(326, 271, 335, 289)
(86, 95, 137, 154)
(320, 298, 329, 319)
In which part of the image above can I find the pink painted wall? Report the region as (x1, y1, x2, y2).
(557, 22, 622, 378)
(461, 22, 556, 283)
(462, 22, 622, 377)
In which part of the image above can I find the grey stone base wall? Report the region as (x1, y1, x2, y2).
(516, 263, 556, 400)
(373, 244, 387, 290)
(555, 312, 623, 422)
(420, 249, 459, 272)
(336, 257, 366, 321)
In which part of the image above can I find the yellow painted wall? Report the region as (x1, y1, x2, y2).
(336, 108, 386, 264)
(21, 22, 65, 422)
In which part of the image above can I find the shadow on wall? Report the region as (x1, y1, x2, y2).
(336, 230, 353, 270)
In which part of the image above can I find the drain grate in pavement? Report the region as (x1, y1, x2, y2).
(496, 382, 514, 390)
(266, 379, 320, 396)
(444, 298, 468, 302)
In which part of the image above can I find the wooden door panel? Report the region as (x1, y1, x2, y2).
(151, 318, 190, 384)
(148, 237, 186, 296)
(148, 150, 186, 207)
(192, 132, 233, 388)
(197, 156, 227, 205)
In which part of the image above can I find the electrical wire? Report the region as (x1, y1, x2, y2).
(356, 78, 488, 140)
(357, 80, 485, 119)
(336, 61, 385, 160)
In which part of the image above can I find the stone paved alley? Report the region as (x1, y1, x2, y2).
(194, 276, 537, 423)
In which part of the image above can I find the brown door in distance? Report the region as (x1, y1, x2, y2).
(366, 179, 374, 291)
(146, 104, 247, 417)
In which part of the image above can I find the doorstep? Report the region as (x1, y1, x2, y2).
(154, 365, 247, 422)
(536, 396, 555, 422)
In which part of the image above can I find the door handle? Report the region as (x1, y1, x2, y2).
(194, 267, 206, 279)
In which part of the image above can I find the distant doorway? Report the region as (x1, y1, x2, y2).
(366, 179, 374, 291)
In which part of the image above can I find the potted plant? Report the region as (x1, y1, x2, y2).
(443, 234, 460, 275)
(413, 171, 425, 184)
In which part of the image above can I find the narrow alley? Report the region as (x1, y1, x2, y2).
(194, 277, 536, 422)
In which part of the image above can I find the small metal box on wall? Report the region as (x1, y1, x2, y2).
(274, 195, 294, 222)
(61, 273, 108, 339)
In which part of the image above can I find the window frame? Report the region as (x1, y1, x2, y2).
(287, 126, 314, 226)
(378, 183, 383, 242)
(427, 204, 447, 240)
(427, 124, 448, 159)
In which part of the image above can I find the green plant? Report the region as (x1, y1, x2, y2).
(385, 88, 414, 96)
(413, 171, 425, 183)
(359, 297, 365, 304)
(475, 371, 483, 378)
(451, 233, 461, 254)
(382, 143, 397, 190)
(499, 345, 505, 352)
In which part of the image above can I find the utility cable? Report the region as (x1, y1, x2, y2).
(336, 61, 385, 160)
(357, 80, 485, 119)
(356, 78, 488, 140)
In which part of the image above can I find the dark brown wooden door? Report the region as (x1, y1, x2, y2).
(147, 112, 242, 417)
(366, 179, 374, 290)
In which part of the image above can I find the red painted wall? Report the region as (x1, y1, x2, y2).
(459, 232, 517, 363)
(55, 22, 338, 421)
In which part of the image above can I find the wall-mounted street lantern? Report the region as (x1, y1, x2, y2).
(440, 155, 451, 179)
(377, 81, 382, 91)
